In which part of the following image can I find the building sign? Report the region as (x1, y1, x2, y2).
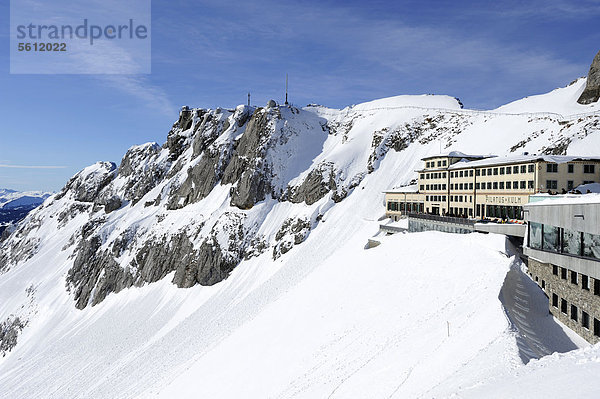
(484, 195, 527, 205)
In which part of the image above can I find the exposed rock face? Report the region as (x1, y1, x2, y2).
(273, 217, 311, 260)
(0, 316, 26, 357)
(222, 109, 274, 209)
(289, 163, 337, 205)
(55, 162, 116, 202)
(578, 50, 600, 105)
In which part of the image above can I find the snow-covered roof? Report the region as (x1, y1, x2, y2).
(448, 154, 600, 169)
(526, 193, 600, 206)
(384, 184, 418, 194)
(422, 151, 489, 160)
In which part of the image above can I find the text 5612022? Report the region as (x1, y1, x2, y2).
(18, 43, 67, 52)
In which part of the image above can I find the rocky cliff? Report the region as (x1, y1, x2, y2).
(578, 50, 600, 105)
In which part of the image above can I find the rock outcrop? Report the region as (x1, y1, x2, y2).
(578, 50, 600, 105)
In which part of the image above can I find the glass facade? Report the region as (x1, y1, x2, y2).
(528, 223, 600, 261)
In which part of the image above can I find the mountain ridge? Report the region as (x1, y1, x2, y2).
(1, 76, 600, 397)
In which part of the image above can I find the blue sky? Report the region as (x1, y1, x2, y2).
(1, 0, 599, 191)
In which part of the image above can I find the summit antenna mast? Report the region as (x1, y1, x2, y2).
(285, 74, 289, 106)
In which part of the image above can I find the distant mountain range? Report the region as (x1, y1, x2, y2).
(0, 189, 51, 236)
(0, 189, 51, 209)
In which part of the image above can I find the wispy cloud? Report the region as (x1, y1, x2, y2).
(0, 164, 67, 169)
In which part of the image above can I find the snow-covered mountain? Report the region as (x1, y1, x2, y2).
(1, 78, 600, 398)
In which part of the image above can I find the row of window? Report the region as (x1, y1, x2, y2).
(529, 223, 600, 260)
(421, 172, 447, 180)
(386, 202, 424, 213)
(421, 184, 447, 191)
(551, 293, 599, 336)
(425, 195, 445, 202)
(425, 160, 447, 168)
(451, 195, 471, 203)
(551, 265, 599, 294)
(550, 164, 597, 174)
(447, 181, 533, 191)
(424, 163, 597, 180)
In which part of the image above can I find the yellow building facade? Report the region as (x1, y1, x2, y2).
(385, 152, 600, 221)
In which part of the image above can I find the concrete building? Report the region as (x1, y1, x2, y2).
(524, 196, 600, 344)
(385, 152, 600, 221)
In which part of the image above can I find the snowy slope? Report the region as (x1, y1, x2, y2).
(1, 81, 600, 398)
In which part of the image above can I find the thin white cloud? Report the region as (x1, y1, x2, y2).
(98, 75, 177, 116)
(0, 164, 67, 169)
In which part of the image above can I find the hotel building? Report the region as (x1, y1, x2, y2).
(385, 152, 600, 221)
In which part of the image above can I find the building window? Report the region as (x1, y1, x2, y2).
(487, 182, 492, 190)
(506, 181, 511, 189)
(442, 172, 446, 178)
(583, 312, 590, 329)
(567, 180, 574, 190)
(571, 271, 578, 285)
(520, 181, 526, 189)
(528, 180, 534, 189)
(561, 298, 568, 314)
(475, 183, 480, 189)
(595, 318, 600, 337)
(552, 293, 558, 307)
(493, 168, 498, 175)
(595, 279, 600, 296)
(584, 164, 595, 174)
(529, 222, 543, 250)
(552, 264, 558, 275)
(542, 280, 545, 289)
(582, 275, 590, 290)
(513, 166, 519, 174)
(420, 185, 424, 190)
(546, 180, 557, 190)
(469, 183, 473, 190)
(500, 167, 505, 175)
(583, 232, 600, 259)
(562, 228, 581, 256)
(520, 165, 526, 173)
(443, 160, 447, 166)
(567, 164, 574, 173)
(481, 169, 486, 176)
(475, 169, 481, 176)
(546, 164, 557, 173)
(506, 167, 512, 175)
(426, 185, 430, 190)
(459, 171, 463, 177)
(469, 170, 473, 177)
(513, 180, 518, 189)
(437, 161, 442, 167)
(459, 183, 463, 190)
(426, 195, 430, 201)
(561, 267, 567, 280)
(442, 184, 446, 190)
(493, 182, 498, 190)
(529, 164, 535, 173)
(571, 305, 578, 322)
(487, 168, 492, 175)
